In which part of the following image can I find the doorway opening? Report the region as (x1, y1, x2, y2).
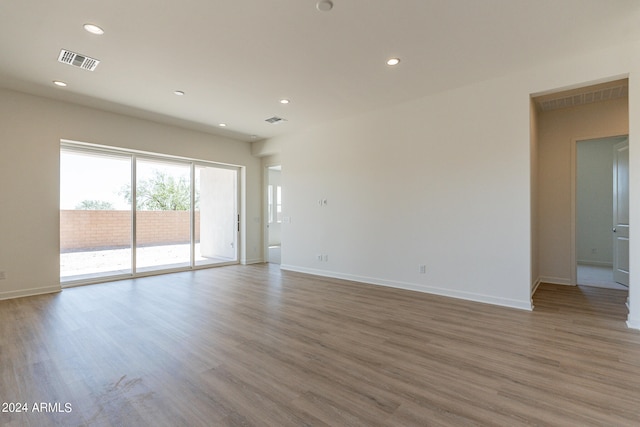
(575, 135, 629, 290)
(532, 77, 632, 325)
(266, 165, 282, 264)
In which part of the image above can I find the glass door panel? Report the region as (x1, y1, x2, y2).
(61, 143, 240, 284)
(60, 149, 132, 281)
(195, 165, 238, 266)
(135, 159, 191, 272)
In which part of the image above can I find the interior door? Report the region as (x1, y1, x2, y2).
(613, 139, 629, 286)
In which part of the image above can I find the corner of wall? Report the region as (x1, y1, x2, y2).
(251, 138, 282, 158)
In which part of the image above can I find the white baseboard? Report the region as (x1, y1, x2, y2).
(281, 265, 533, 311)
(626, 316, 640, 330)
(531, 277, 542, 295)
(577, 260, 613, 267)
(529, 277, 541, 310)
(538, 276, 574, 286)
(0, 285, 61, 300)
(242, 258, 264, 265)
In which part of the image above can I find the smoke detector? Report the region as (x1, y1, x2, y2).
(58, 49, 100, 71)
(265, 116, 287, 124)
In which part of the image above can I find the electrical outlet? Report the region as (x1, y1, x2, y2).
(317, 254, 323, 261)
(0, 271, 6, 280)
(323, 254, 328, 262)
(419, 265, 426, 274)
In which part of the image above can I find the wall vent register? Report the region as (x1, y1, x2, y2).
(265, 116, 287, 124)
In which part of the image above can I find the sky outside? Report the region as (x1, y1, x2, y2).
(60, 151, 190, 210)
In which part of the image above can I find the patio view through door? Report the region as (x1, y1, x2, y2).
(135, 158, 192, 273)
(60, 143, 239, 284)
(60, 149, 133, 281)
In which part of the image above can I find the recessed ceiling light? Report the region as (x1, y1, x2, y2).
(280, 99, 290, 104)
(174, 90, 185, 96)
(386, 58, 400, 66)
(219, 123, 227, 127)
(83, 23, 104, 35)
(316, 0, 333, 11)
(53, 80, 67, 87)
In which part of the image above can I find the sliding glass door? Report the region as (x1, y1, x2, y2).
(135, 159, 192, 273)
(60, 149, 132, 281)
(195, 165, 238, 266)
(60, 143, 239, 284)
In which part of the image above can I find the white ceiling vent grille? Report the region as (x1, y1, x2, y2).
(58, 49, 100, 71)
(265, 116, 287, 124)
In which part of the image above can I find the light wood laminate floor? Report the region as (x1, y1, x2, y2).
(1, 264, 639, 426)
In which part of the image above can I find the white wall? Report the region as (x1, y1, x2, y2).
(627, 72, 640, 329)
(270, 76, 534, 309)
(0, 88, 262, 299)
(576, 137, 626, 266)
(261, 40, 640, 317)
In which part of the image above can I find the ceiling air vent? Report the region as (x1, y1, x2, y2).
(265, 116, 287, 124)
(58, 49, 100, 71)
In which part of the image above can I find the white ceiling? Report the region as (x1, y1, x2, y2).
(1, 0, 639, 142)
